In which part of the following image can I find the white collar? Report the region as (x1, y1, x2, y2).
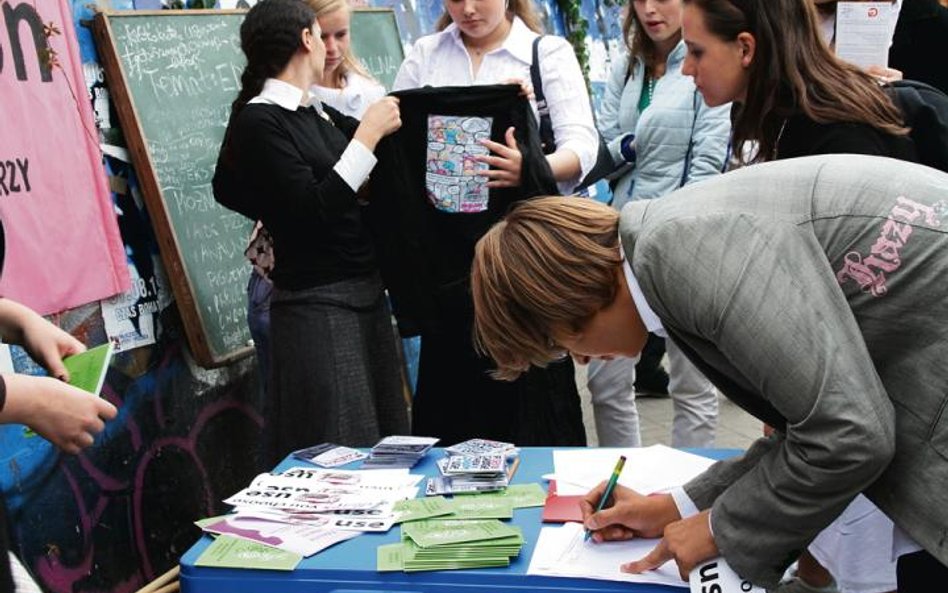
(444, 16, 536, 65)
(249, 78, 317, 111)
(619, 240, 667, 338)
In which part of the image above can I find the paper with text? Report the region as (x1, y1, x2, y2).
(528, 522, 686, 587)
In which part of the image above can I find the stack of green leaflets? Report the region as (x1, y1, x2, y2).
(475, 483, 546, 509)
(379, 519, 523, 572)
(380, 484, 546, 572)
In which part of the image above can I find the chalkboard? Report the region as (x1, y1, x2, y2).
(93, 8, 405, 368)
(350, 8, 405, 91)
(94, 10, 252, 368)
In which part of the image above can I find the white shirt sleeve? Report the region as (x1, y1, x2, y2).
(537, 36, 600, 191)
(668, 486, 702, 519)
(393, 42, 426, 92)
(333, 139, 377, 191)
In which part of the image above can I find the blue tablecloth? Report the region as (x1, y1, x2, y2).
(180, 447, 741, 592)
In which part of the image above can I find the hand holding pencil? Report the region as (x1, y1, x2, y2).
(583, 455, 627, 541)
(579, 469, 680, 543)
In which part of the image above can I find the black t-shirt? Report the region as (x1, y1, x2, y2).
(365, 84, 557, 335)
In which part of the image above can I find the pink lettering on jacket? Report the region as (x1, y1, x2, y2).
(836, 196, 941, 297)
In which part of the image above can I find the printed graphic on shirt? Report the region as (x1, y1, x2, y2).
(426, 115, 492, 213)
(836, 195, 945, 297)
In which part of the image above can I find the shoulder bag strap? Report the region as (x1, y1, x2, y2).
(531, 35, 556, 155)
(679, 89, 700, 187)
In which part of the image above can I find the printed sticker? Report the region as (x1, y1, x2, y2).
(426, 115, 492, 213)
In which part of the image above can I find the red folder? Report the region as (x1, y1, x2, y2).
(541, 480, 585, 523)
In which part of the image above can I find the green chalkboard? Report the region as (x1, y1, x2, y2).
(93, 8, 404, 368)
(350, 9, 405, 91)
(94, 10, 252, 368)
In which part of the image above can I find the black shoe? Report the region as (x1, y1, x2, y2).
(635, 367, 669, 398)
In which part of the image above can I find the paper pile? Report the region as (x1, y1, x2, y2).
(379, 483, 545, 572)
(195, 466, 421, 568)
(363, 435, 440, 469)
(379, 519, 524, 572)
(426, 439, 520, 495)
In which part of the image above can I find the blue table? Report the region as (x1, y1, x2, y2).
(180, 447, 740, 592)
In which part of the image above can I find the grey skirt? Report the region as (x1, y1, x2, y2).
(266, 273, 408, 465)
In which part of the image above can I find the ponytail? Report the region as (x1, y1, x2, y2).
(220, 0, 316, 160)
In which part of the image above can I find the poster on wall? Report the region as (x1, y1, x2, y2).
(0, 0, 130, 314)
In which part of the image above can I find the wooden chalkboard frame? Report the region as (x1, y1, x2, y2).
(93, 9, 252, 368)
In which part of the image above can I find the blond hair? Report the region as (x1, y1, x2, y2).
(471, 197, 622, 380)
(436, 0, 545, 34)
(306, 0, 373, 88)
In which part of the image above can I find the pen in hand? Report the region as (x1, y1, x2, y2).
(584, 455, 627, 542)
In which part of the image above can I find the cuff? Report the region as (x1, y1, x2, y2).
(333, 139, 377, 192)
(620, 133, 637, 163)
(668, 486, 700, 518)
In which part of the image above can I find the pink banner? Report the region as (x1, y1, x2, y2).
(0, 0, 129, 314)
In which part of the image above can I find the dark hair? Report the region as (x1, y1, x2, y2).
(684, 0, 906, 164)
(435, 0, 544, 34)
(622, 0, 683, 80)
(220, 0, 315, 162)
(231, 0, 316, 118)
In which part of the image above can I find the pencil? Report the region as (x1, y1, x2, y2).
(134, 565, 179, 593)
(506, 456, 521, 481)
(584, 455, 627, 542)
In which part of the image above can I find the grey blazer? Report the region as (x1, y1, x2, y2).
(619, 154, 948, 587)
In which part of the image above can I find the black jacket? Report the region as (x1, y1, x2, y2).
(889, 0, 948, 95)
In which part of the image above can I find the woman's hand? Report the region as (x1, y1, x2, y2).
(477, 126, 523, 188)
(502, 78, 534, 101)
(2, 374, 118, 455)
(354, 96, 402, 150)
(580, 483, 681, 542)
(19, 312, 85, 382)
(621, 510, 719, 581)
(865, 65, 902, 84)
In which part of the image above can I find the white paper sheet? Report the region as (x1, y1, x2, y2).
(202, 515, 359, 557)
(835, 1, 900, 69)
(551, 445, 719, 496)
(528, 522, 687, 588)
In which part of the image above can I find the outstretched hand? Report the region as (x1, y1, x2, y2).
(621, 510, 719, 581)
(20, 313, 85, 382)
(3, 374, 118, 455)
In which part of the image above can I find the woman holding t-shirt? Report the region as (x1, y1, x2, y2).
(215, 0, 408, 465)
(391, 0, 599, 446)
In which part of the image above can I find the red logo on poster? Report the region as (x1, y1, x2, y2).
(868, 7, 879, 17)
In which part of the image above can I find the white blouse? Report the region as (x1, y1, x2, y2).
(311, 71, 386, 119)
(393, 16, 599, 193)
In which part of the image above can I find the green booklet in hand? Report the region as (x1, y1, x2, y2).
(63, 342, 113, 395)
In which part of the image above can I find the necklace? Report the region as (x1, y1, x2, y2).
(772, 118, 789, 159)
(638, 76, 656, 113)
(645, 78, 656, 103)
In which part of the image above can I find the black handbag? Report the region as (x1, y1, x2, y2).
(530, 36, 618, 192)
